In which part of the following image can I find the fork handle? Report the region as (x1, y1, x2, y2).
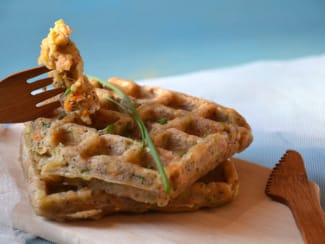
(287, 182, 325, 244)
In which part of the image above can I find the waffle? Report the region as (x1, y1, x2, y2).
(21, 133, 238, 221)
(21, 76, 251, 206)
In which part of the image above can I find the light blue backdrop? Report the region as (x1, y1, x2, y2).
(1, 0, 325, 80)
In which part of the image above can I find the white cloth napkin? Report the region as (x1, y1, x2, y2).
(1, 54, 325, 243)
(0, 125, 28, 243)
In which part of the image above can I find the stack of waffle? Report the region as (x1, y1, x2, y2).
(20, 78, 252, 221)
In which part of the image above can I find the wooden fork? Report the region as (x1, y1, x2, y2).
(265, 150, 325, 244)
(0, 66, 64, 123)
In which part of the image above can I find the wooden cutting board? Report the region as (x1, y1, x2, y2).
(11, 158, 308, 244)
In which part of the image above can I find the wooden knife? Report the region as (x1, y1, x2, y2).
(265, 150, 325, 244)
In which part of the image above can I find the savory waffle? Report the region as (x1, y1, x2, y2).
(21, 133, 238, 221)
(21, 77, 252, 207)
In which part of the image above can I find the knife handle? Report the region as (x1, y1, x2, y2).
(287, 182, 325, 244)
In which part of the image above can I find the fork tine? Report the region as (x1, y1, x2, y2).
(5, 66, 49, 81)
(28, 77, 53, 91)
(35, 100, 61, 117)
(0, 100, 61, 123)
(23, 100, 61, 121)
(33, 88, 64, 103)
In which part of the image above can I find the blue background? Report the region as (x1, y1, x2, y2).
(1, 0, 325, 80)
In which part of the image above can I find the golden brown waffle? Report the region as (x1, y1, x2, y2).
(21, 78, 252, 220)
(21, 133, 238, 221)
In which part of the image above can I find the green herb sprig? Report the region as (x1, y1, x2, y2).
(64, 87, 72, 95)
(88, 76, 170, 193)
(104, 124, 115, 133)
(158, 117, 168, 125)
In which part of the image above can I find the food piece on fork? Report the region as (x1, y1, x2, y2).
(38, 19, 99, 124)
